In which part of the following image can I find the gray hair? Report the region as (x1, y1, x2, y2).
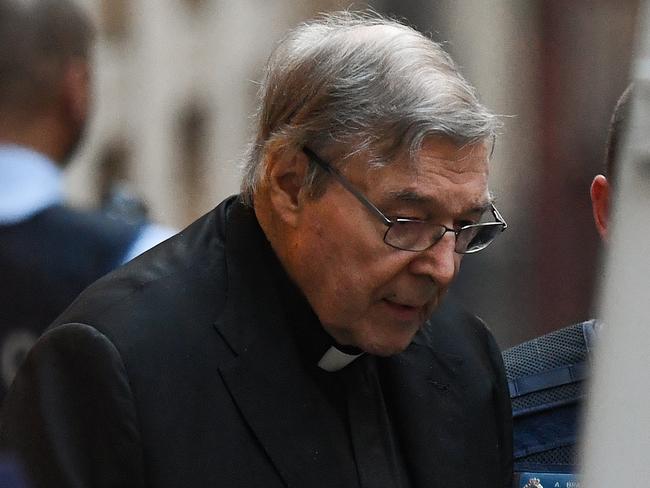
(240, 11, 500, 204)
(0, 0, 94, 116)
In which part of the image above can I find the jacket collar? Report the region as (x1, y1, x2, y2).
(0, 144, 63, 225)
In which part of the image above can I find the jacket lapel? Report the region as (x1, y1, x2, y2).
(381, 333, 471, 488)
(213, 200, 358, 487)
(217, 335, 358, 487)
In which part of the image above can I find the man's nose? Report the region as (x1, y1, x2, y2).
(408, 232, 458, 286)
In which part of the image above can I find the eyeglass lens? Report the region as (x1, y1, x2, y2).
(385, 221, 503, 253)
(456, 223, 503, 254)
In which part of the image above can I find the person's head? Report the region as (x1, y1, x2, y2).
(247, 12, 505, 356)
(0, 0, 95, 164)
(590, 84, 633, 240)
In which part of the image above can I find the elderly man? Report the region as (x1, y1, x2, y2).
(1, 12, 512, 488)
(0, 0, 173, 399)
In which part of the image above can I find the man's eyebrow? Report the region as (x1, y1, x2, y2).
(385, 189, 493, 214)
(469, 200, 493, 214)
(385, 189, 432, 204)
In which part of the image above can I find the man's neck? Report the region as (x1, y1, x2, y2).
(0, 115, 69, 166)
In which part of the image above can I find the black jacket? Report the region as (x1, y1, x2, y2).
(1, 196, 512, 488)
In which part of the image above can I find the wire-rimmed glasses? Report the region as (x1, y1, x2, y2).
(303, 147, 507, 254)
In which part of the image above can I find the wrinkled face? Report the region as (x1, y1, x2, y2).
(288, 138, 491, 356)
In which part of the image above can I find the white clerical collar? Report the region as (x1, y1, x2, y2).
(0, 144, 63, 225)
(317, 346, 364, 372)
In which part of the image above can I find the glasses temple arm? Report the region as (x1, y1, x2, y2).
(303, 147, 392, 226)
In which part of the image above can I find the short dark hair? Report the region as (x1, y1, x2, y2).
(0, 0, 95, 117)
(604, 84, 633, 183)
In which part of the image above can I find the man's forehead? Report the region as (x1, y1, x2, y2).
(379, 138, 489, 180)
(366, 139, 492, 213)
(384, 188, 492, 214)
(366, 137, 490, 178)
(338, 136, 490, 201)
(416, 137, 490, 166)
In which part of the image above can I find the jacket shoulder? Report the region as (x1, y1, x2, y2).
(51, 202, 231, 342)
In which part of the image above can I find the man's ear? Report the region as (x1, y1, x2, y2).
(264, 145, 309, 227)
(61, 58, 91, 126)
(590, 174, 610, 241)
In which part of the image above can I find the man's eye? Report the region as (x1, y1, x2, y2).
(456, 220, 478, 229)
(392, 216, 424, 223)
(386, 211, 425, 221)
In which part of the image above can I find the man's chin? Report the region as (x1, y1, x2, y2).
(323, 319, 422, 357)
(357, 329, 420, 357)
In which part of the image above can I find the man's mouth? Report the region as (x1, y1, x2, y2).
(381, 298, 428, 322)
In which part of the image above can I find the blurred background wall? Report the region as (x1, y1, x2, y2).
(65, 0, 639, 347)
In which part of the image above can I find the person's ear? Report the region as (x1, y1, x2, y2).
(263, 145, 309, 228)
(61, 58, 91, 126)
(590, 174, 610, 241)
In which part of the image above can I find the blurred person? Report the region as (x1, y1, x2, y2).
(502, 85, 630, 485)
(0, 0, 174, 399)
(1, 12, 512, 488)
